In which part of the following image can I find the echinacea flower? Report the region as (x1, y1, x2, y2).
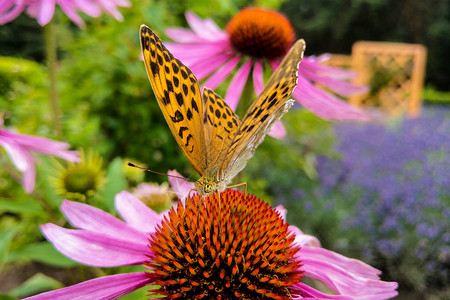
(0, 117, 80, 193)
(0, 0, 131, 27)
(165, 9, 369, 138)
(50, 149, 105, 202)
(132, 182, 176, 212)
(25, 190, 398, 299)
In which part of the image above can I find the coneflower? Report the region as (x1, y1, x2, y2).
(25, 190, 398, 299)
(165, 9, 369, 138)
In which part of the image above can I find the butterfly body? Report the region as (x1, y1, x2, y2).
(140, 25, 305, 197)
(194, 166, 227, 196)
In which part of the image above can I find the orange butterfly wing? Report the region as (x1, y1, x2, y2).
(140, 25, 207, 175)
(219, 39, 306, 182)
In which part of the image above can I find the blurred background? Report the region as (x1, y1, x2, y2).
(0, 0, 449, 299)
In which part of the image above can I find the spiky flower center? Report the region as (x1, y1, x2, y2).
(226, 8, 295, 59)
(147, 190, 302, 299)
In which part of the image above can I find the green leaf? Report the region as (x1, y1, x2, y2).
(0, 226, 21, 269)
(101, 157, 128, 212)
(7, 242, 77, 268)
(8, 273, 63, 298)
(0, 198, 43, 215)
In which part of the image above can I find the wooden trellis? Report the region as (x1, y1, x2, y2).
(350, 41, 427, 117)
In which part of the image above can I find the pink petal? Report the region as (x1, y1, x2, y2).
(0, 135, 36, 193)
(202, 55, 242, 90)
(168, 170, 195, 202)
(35, 0, 55, 26)
(75, 0, 102, 17)
(269, 59, 370, 121)
(290, 225, 321, 247)
(293, 76, 370, 121)
(0, 130, 80, 162)
(298, 246, 398, 299)
(165, 28, 209, 43)
(302, 56, 358, 80)
(24, 272, 152, 300)
(300, 246, 381, 279)
(115, 191, 163, 233)
(185, 11, 227, 41)
(300, 67, 368, 97)
(252, 59, 264, 96)
(268, 120, 286, 139)
(165, 40, 231, 69)
(0, 0, 15, 14)
(0, 0, 25, 24)
(225, 58, 253, 111)
(189, 51, 233, 81)
(41, 224, 149, 267)
(61, 200, 148, 245)
(0, 135, 29, 171)
(94, 0, 124, 21)
(57, 0, 85, 27)
(293, 282, 351, 299)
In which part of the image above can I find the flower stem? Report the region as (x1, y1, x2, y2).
(44, 21, 62, 138)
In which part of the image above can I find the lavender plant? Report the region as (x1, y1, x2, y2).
(317, 106, 450, 292)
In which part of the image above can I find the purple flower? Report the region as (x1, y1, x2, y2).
(164, 9, 369, 138)
(315, 106, 450, 288)
(0, 0, 131, 27)
(0, 118, 79, 193)
(25, 191, 397, 299)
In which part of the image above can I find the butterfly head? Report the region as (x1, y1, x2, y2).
(195, 166, 226, 196)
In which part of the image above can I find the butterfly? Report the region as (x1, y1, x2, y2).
(140, 25, 305, 197)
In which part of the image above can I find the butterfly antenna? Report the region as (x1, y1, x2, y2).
(127, 162, 187, 180)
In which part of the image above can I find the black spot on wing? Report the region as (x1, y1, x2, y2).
(172, 62, 179, 74)
(162, 90, 170, 105)
(215, 109, 221, 118)
(181, 69, 188, 79)
(141, 35, 149, 50)
(178, 126, 188, 138)
(191, 98, 199, 113)
(187, 108, 193, 120)
(163, 52, 170, 62)
(185, 134, 193, 147)
(260, 114, 269, 122)
(166, 79, 174, 92)
(157, 54, 163, 66)
(150, 61, 159, 75)
(254, 108, 263, 118)
(171, 110, 184, 122)
(173, 76, 179, 87)
(182, 84, 188, 96)
(175, 93, 184, 106)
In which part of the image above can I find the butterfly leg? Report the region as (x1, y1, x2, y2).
(227, 182, 247, 195)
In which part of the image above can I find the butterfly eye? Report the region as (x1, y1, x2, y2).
(204, 184, 213, 193)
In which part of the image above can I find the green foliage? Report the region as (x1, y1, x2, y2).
(8, 273, 63, 298)
(423, 85, 450, 105)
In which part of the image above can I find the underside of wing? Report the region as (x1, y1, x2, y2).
(201, 87, 240, 170)
(220, 39, 306, 181)
(140, 25, 206, 175)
